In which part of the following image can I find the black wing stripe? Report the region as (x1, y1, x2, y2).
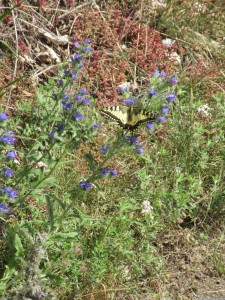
(100, 110, 127, 129)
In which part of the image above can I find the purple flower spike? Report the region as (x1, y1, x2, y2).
(136, 147, 144, 154)
(124, 98, 135, 106)
(147, 88, 157, 96)
(101, 144, 110, 153)
(153, 69, 160, 77)
(84, 39, 91, 44)
(49, 131, 55, 139)
(101, 167, 110, 176)
(2, 169, 13, 178)
(6, 150, 16, 160)
(146, 123, 155, 130)
(160, 71, 167, 77)
(166, 93, 176, 102)
(2, 187, 18, 199)
(131, 137, 139, 145)
(161, 106, 170, 114)
(74, 112, 84, 121)
(0, 203, 9, 214)
(169, 75, 178, 85)
(92, 124, 99, 129)
(110, 169, 118, 176)
(79, 88, 87, 95)
(0, 131, 16, 144)
(157, 116, 167, 123)
(80, 181, 92, 190)
(0, 112, 7, 122)
(62, 101, 72, 110)
(73, 41, 80, 48)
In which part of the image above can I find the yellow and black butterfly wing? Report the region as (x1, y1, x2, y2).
(100, 106, 156, 131)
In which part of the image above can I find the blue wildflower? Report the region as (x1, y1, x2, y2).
(75, 95, 82, 102)
(169, 75, 178, 85)
(62, 101, 72, 110)
(146, 123, 155, 130)
(73, 41, 80, 48)
(117, 82, 130, 93)
(64, 69, 70, 76)
(157, 116, 167, 123)
(58, 79, 64, 86)
(72, 53, 83, 62)
(87, 48, 93, 53)
(131, 137, 139, 145)
(161, 106, 170, 114)
(125, 136, 132, 143)
(0, 131, 16, 144)
(71, 71, 77, 77)
(79, 88, 87, 95)
(153, 69, 160, 77)
(117, 87, 124, 93)
(2, 169, 13, 178)
(136, 147, 144, 154)
(101, 144, 110, 153)
(82, 47, 87, 52)
(0, 112, 7, 122)
(58, 125, 64, 131)
(110, 169, 118, 176)
(74, 112, 84, 121)
(80, 181, 92, 190)
(63, 94, 70, 100)
(160, 71, 167, 77)
(0, 203, 9, 214)
(82, 98, 90, 105)
(147, 88, 157, 96)
(77, 63, 83, 69)
(6, 150, 16, 160)
(49, 131, 55, 139)
(52, 93, 57, 99)
(84, 39, 91, 44)
(101, 167, 110, 176)
(2, 187, 18, 199)
(92, 124, 99, 129)
(124, 98, 135, 106)
(166, 93, 176, 102)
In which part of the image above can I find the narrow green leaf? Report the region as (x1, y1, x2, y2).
(0, 74, 29, 93)
(0, 40, 16, 56)
(14, 234, 24, 256)
(45, 194, 54, 230)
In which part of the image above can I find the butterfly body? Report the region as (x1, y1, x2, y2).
(100, 106, 156, 132)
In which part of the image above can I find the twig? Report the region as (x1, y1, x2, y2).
(58, 1, 94, 19)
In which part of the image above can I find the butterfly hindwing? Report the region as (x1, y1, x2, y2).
(100, 106, 156, 131)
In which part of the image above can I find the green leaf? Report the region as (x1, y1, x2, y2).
(50, 232, 78, 241)
(0, 40, 16, 56)
(0, 6, 17, 22)
(14, 233, 24, 256)
(0, 74, 29, 93)
(46, 194, 54, 231)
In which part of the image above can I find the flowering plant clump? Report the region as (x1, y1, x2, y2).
(114, 70, 178, 154)
(0, 40, 102, 217)
(0, 112, 18, 215)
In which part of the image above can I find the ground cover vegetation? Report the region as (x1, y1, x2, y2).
(0, 0, 224, 299)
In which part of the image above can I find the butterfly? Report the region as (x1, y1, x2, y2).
(100, 106, 156, 133)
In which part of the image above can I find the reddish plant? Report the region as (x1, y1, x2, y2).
(18, 39, 29, 55)
(39, 0, 46, 8)
(70, 8, 175, 105)
(66, 0, 74, 8)
(4, 14, 13, 25)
